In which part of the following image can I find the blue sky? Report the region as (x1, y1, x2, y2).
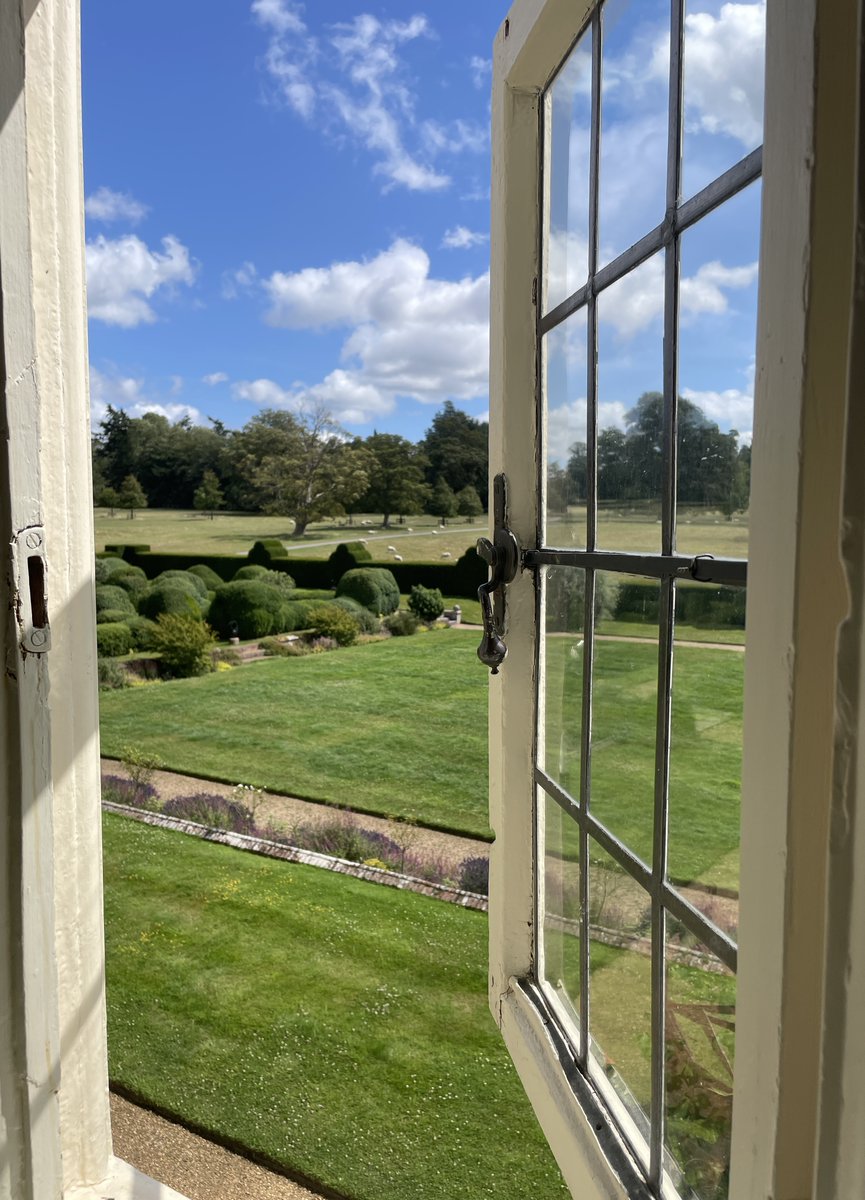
(82, 0, 499, 441)
(82, 0, 765, 458)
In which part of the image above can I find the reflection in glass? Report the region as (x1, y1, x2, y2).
(596, 254, 665, 550)
(676, 181, 760, 559)
(599, 0, 670, 267)
(588, 841, 653, 1146)
(542, 791, 581, 1029)
(542, 565, 586, 794)
(665, 941, 736, 1200)
(544, 26, 592, 313)
(668, 584, 744, 934)
(589, 573, 658, 866)
(682, 0, 765, 200)
(544, 312, 588, 548)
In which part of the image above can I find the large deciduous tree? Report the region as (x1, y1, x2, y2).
(236, 407, 371, 538)
(360, 433, 429, 528)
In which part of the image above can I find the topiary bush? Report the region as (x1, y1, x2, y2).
(207, 580, 289, 639)
(151, 613, 215, 678)
(107, 569, 149, 602)
(248, 538, 288, 565)
(97, 607, 134, 625)
(96, 622, 132, 657)
(95, 584, 136, 615)
(94, 556, 129, 583)
(138, 581, 206, 620)
(154, 569, 209, 600)
(331, 596, 381, 634)
(305, 603, 360, 647)
(408, 584, 445, 623)
(336, 567, 400, 615)
(187, 563, 224, 590)
(123, 614, 160, 650)
(383, 610, 418, 637)
(233, 564, 270, 581)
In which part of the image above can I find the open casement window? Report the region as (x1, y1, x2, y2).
(488, 1, 865, 1199)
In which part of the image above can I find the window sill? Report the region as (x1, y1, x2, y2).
(65, 1157, 192, 1200)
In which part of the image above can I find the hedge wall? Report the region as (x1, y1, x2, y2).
(99, 542, 487, 598)
(614, 578, 746, 627)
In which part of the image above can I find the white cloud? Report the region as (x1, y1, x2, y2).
(203, 372, 229, 385)
(650, 2, 765, 146)
(470, 56, 491, 90)
(253, 5, 482, 192)
(221, 261, 259, 299)
(85, 187, 148, 225)
(546, 399, 629, 466)
(442, 225, 489, 250)
(599, 255, 758, 339)
(86, 234, 196, 326)
(89, 367, 203, 429)
(681, 386, 753, 442)
(253, 239, 489, 423)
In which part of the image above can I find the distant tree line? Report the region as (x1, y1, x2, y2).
(91, 400, 489, 534)
(92, 390, 749, 532)
(548, 392, 751, 518)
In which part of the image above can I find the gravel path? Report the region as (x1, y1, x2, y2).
(111, 1095, 324, 1200)
(101, 759, 491, 873)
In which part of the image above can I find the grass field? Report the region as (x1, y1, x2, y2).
(101, 630, 744, 886)
(103, 813, 569, 1200)
(95, 505, 749, 563)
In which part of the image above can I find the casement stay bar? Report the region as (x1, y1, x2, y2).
(522, 547, 747, 587)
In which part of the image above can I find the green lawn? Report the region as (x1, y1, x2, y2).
(101, 630, 744, 885)
(101, 630, 492, 838)
(104, 814, 569, 1200)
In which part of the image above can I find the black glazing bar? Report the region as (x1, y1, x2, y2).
(579, 569, 596, 1063)
(586, 3, 602, 556)
(539, 144, 765, 339)
(650, 577, 677, 1188)
(524, 548, 747, 587)
(536, 766, 735, 967)
(662, 885, 738, 974)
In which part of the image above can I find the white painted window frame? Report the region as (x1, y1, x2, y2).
(488, 1, 865, 1198)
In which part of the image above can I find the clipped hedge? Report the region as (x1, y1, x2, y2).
(97, 608, 135, 625)
(248, 538, 288, 565)
(123, 614, 160, 651)
(96, 621, 132, 657)
(233, 564, 270, 581)
(336, 567, 400, 615)
(207, 580, 292, 639)
(613, 579, 746, 628)
(95, 585, 136, 615)
(154, 569, 209, 600)
(139, 581, 207, 620)
(95, 555, 132, 583)
(331, 596, 381, 634)
(187, 563, 224, 590)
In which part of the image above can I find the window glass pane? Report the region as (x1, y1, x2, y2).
(665, 940, 736, 1200)
(542, 791, 582, 1026)
(668, 585, 744, 931)
(589, 573, 658, 866)
(596, 252, 666, 550)
(542, 565, 586, 794)
(544, 312, 588, 548)
(588, 841, 653, 1151)
(598, 0, 670, 267)
(676, 181, 760, 559)
(544, 26, 593, 314)
(682, 0, 766, 201)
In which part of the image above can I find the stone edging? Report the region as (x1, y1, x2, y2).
(102, 801, 489, 911)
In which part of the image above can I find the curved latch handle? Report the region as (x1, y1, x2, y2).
(476, 474, 520, 675)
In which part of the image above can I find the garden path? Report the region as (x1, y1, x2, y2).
(100, 758, 492, 871)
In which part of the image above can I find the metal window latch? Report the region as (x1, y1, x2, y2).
(476, 474, 520, 675)
(12, 525, 51, 654)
